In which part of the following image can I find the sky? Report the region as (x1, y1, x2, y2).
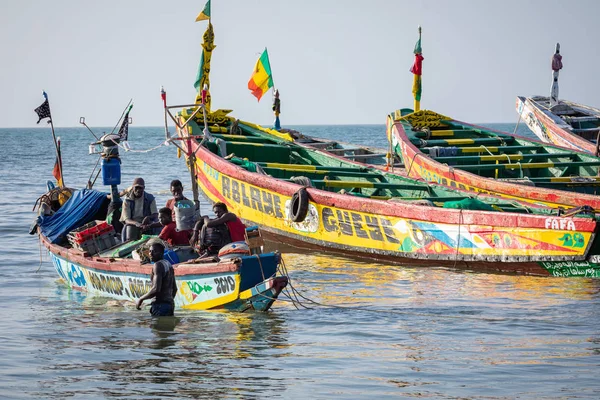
(2, 0, 600, 127)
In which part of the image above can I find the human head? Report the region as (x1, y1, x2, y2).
(158, 207, 172, 226)
(170, 179, 183, 200)
(149, 242, 165, 262)
(213, 202, 228, 218)
(132, 177, 145, 198)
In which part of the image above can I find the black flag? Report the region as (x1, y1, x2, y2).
(34, 98, 52, 124)
(118, 106, 132, 141)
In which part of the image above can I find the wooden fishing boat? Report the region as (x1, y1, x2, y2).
(515, 44, 600, 155)
(388, 108, 600, 210)
(36, 189, 288, 312)
(290, 132, 402, 167)
(516, 96, 600, 154)
(158, 103, 600, 277)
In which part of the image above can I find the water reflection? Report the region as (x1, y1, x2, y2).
(150, 316, 180, 350)
(279, 249, 600, 307)
(29, 297, 291, 399)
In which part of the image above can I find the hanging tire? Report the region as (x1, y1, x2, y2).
(291, 187, 309, 223)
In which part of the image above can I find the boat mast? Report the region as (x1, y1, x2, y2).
(190, 3, 216, 211)
(550, 43, 562, 107)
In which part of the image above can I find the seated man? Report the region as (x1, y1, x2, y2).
(165, 179, 189, 218)
(207, 202, 247, 242)
(189, 202, 245, 258)
(158, 207, 192, 246)
(120, 177, 158, 242)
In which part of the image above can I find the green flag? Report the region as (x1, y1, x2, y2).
(195, 0, 210, 21)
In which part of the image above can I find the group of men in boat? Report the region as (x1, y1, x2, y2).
(117, 177, 246, 258)
(117, 177, 246, 317)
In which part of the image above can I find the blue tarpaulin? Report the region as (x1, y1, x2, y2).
(39, 189, 108, 244)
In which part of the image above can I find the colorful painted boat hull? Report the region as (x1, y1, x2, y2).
(170, 114, 600, 277)
(42, 235, 287, 312)
(516, 96, 599, 154)
(388, 109, 600, 210)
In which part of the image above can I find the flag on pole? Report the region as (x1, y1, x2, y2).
(194, 51, 205, 91)
(118, 105, 133, 141)
(195, 0, 211, 22)
(34, 92, 52, 124)
(248, 49, 274, 102)
(52, 139, 64, 187)
(409, 27, 423, 111)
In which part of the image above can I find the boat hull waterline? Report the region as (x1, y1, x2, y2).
(175, 122, 600, 277)
(42, 235, 288, 311)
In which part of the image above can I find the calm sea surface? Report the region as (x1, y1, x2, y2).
(0, 123, 599, 399)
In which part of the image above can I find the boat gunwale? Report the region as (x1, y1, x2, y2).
(40, 233, 241, 276)
(391, 114, 600, 210)
(522, 96, 597, 154)
(188, 137, 599, 232)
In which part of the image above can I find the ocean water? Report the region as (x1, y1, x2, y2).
(0, 123, 599, 399)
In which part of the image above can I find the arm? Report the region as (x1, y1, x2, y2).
(158, 225, 170, 242)
(206, 212, 236, 227)
(143, 213, 160, 229)
(122, 201, 142, 228)
(142, 200, 159, 228)
(136, 263, 163, 309)
(172, 274, 178, 298)
(190, 219, 205, 246)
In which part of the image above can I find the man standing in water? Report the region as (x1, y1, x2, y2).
(136, 242, 178, 316)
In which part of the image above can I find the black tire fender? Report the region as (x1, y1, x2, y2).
(290, 187, 309, 223)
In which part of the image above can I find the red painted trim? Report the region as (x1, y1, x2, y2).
(40, 234, 239, 276)
(392, 119, 600, 211)
(189, 139, 597, 232)
(528, 101, 596, 154)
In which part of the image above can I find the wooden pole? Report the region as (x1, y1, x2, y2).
(45, 95, 64, 188)
(550, 43, 561, 107)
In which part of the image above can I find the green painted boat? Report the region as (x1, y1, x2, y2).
(388, 108, 600, 210)
(160, 104, 600, 277)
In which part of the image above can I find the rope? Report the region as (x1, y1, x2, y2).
(452, 209, 463, 269)
(261, 252, 511, 321)
(254, 254, 266, 281)
(513, 112, 522, 135)
(36, 235, 43, 273)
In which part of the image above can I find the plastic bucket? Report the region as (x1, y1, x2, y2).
(174, 199, 196, 231)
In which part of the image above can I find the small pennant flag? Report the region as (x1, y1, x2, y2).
(53, 139, 64, 187)
(34, 92, 52, 124)
(248, 49, 274, 102)
(195, 0, 211, 22)
(118, 105, 133, 141)
(409, 28, 424, 109)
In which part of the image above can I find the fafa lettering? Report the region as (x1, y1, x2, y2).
(545, 218, 576, 231)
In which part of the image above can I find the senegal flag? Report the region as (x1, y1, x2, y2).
(195, 0, 210, 22)
(248, 49, 274, 102)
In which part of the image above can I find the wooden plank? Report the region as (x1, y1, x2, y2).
(262, 167, 376, 178)
(457, 160, 600, 171)
(342, 153, 387, 159)
(258, 162, 370, 173)
(433, 152, 576, 163)
(307, 179, 431, 191)
(411, 137, 515, 147)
